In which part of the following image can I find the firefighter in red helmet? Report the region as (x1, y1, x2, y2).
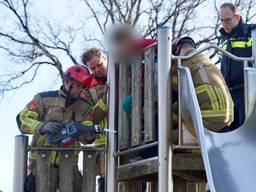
(17, 65, 98, 192)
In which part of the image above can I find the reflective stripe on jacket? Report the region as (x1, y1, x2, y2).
(172, 49, 234, 131)
(219, 18, 256, 88)
(82, 83, 108, 147)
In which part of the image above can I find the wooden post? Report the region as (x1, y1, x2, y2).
(118, 61, 130, 150)
(129, 181, 142, 192)
(131, 56, 142, 146)
(144, 47, 156, 142)
(82, 151, 97, 192)
(36, 151, 51, 192)
(59, 152, 74, 192)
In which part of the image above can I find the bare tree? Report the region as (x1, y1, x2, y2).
(0, 0, 86, 93)
(83, 0, 210, 38)
(1, 0, 256, 94)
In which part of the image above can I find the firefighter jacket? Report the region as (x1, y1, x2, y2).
(172, 49, 234, 132)
(16, 87, 95, 164)
(219, 18, 256, 89)
(81, 77, 107, 147)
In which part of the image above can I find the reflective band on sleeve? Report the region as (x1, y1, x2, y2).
(201, 110, 233, 117)
(19, 107, 41, 133)
(213, 87, 226, 111)
(208, 86, 219, 110)
(93, 99, 107, 112)
(221, 40, 228, 50)
(230, 37, 252, 48)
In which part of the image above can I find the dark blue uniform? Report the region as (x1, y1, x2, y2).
(219, 18, 256, 129)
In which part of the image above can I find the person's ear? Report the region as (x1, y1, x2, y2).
(235, 14, 240, 22)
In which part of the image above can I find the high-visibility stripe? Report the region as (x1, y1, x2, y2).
(81, 120, 93, 126)
(218, 87, 226, 110)
(229, 37, 252, 48)
(231, 40, 252, 48)
(207, 86, 219, 110)
(221, 37, 252, 49)
(221, 40, 228, 50)
(195, 84, 208, 94)
(213, 87, 222, 110)
(93, 98, 107, 112)
(201, 110, 233, 117)
(195, 84, 232, 114)
(214, 87, 226, 111)
(196, 85, 218, 110)
(19, 107, 41, 133)
(172, 75, 178, 85)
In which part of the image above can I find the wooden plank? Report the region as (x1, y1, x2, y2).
(197, 182, 207, 192)
(173, 154, 205, 171)
(187, 183, 197, 192)
(118, 61, 130, 150)
(82, 151, 97, 192)
(59, 152, 74, 192)
(173, 170, 203, 183)
(36, 151, 51, 192)
(147, 181, 157, 192)
(144, 47, 156, 142)
(118, 182, 129, 192)
(131, 56, 142, 146)
(129, 181, 142, 192)
(173, 176, 187, 192)
(116, 157, 158, 181)
(116, 154, 204, 181)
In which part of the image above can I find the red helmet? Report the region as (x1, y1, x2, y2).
(64, 65, 97, 88)
(172, 36, 196, 55)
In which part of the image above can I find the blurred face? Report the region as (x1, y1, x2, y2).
(116, 38, 134, 58)
(219, 7, 240, 33)
(64, 79, 84, 97)
(86, 56, 107, 77)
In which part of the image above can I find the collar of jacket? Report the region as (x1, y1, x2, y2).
(219, 17, 245, 37)
(95, 76, 107, 85)
(59, 86, 79, 107)
(59, 86, 67, 99)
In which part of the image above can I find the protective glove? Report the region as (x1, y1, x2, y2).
(71, 122, 96, 142)
(39, 122, 62, 135)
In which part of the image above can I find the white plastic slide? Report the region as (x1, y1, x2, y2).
(179, 66, 256, 192)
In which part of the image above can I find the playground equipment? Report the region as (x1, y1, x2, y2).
(13, 27, 256, 192)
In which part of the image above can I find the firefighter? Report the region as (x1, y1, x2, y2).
(81, 48, 108, 147)
(172, 37, 234, 134)
(17, 65, 97, 192)
(219, 3, 256, 129)
(81, 48, 108, 192)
